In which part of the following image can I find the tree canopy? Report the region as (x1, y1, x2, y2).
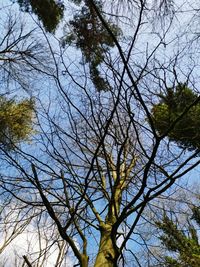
(14, 0, 64, 32)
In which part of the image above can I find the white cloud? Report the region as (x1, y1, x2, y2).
(0, 206, 76, 267)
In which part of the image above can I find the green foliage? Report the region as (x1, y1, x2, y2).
(64, 0, 121, 90)
(0, 97, 34, 150)
(14, 0, 121, 90)
(157, 209, 200, 267)
(14, 0, 64, 32)
(152, 84, 200, 152)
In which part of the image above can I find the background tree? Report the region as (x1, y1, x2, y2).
(129, 182, 200, 267)
(0, 97, 34, 150)
(0, 199, 70, 267)
(0, 9, 49, 91)
(152, 83, 200, 153)
(13, 0, 64, 33)
(157, 207, 200, 267)
(0, 7, 55, 265)
(63, 0, 121, 91)
(0, 4, 52, 151)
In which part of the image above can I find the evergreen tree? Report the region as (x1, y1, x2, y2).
(14, 0, 121, 91)
(157, 207, 200, 267)
(0, 97, 34, 150)
(152, 84, 200, 152)
(64, 0, 121, 91)
(14, 0, 64, 32)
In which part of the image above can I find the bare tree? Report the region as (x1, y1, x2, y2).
(0, 197, 71, 267)
(0, 6, 52, 94)
(1, 1, 200, 267)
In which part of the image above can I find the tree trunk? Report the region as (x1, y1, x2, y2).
(80, 254, 89, 267)
(94, 224, 118, 267)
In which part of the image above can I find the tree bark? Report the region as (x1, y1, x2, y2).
(80, 254, 89, 267)
(94, 224, 118, 267)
